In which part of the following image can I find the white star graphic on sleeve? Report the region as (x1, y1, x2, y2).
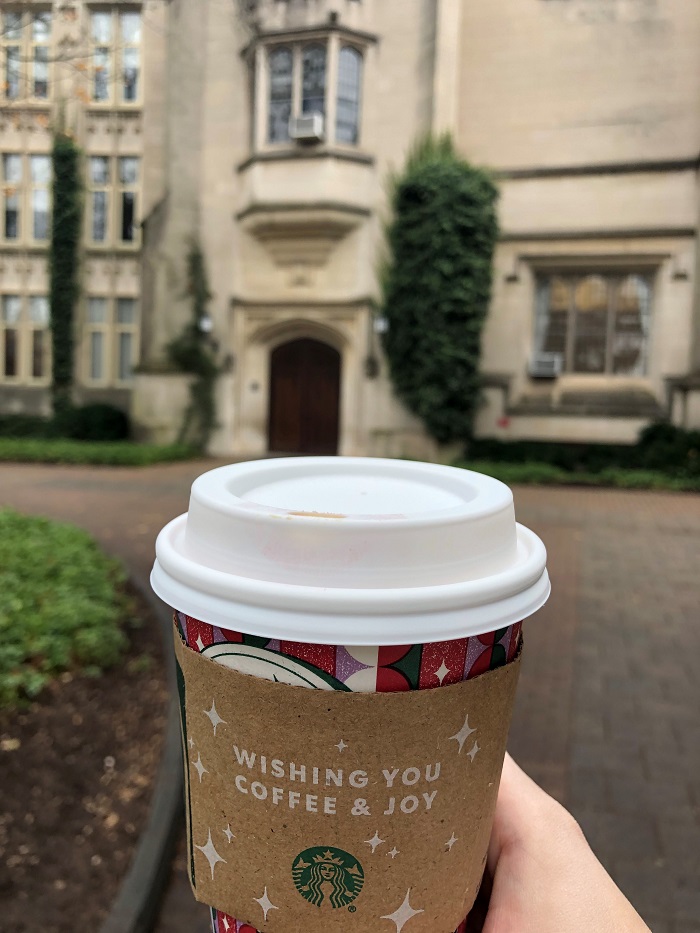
(381, 888, 424, 931)
(445, 833, 458, 851)
(204, 700, 226, 735)
(467, 740, 480, 762)
(192, 752, 208, 782)
(365, 831, 385, 853)
(194, 829, 226, 879)
(254, 886, 278, 922)
(449, 713, 477, 753)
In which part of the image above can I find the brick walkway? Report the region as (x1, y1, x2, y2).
(1, 463, 699, 932)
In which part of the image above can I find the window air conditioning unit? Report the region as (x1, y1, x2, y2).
(289, 112, 324, 142)
(529, 352, 563, 379)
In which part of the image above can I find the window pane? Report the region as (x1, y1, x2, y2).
(87, 297, 108, 324)
(6, 46, 21, 99)
(93, 47, 110, 101)
(119, 156, 139, 185)
(31, 330, 44, 378)
(90, 156, 110, 185)
(2, 295, 21, 324)
(116, 298, 136, 324)
(89, 332, 104, 381)
(613, 275, 651, 376)
(120, 12, 141, 44)
(92, 190, 108, 241)
(32, 188, 49, 240)
(572, 275, 609, 373)
(29, 296, 49, 325)
(535, 277, 569, 358)
(33, 46, 49, 98)
(30, 155, 51, 184)
(122, 46, 140, 101)
(91, 12, 112, 44)
(4, 329, 18, 377)
(4, 193, 20, 239)
(3, 13, 23, 41)
(302, 44, 326, 115)
(32, 12, 51, 41)
(3, 154, 22, 183)
(268, 47, 292, 143)
(336, 47, 362, 144)
(120, 191, 136, 241)
(118, 332, 133, 381)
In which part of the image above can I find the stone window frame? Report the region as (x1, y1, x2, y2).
(0, 292, 51, 385)
(83, 294, 139, 387)
(88, 5, 142, 108)
(532, 266, 657, 378)
(1, 151, 52, 246)
(253, 30, 366, 152)
(1, 7, 52, 103)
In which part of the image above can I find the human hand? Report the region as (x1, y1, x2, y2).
(468, 753, 651, 933)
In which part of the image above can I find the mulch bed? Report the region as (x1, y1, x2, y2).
(0, 587, 169, 933)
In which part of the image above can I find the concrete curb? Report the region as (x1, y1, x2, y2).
(100, 584, 184, 933)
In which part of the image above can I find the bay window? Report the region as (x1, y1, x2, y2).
(264, 39, 363, 146)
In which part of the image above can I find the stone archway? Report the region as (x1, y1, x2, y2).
(268, 337, 342, 454)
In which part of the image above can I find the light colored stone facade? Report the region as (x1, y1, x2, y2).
(0, 0, 168, 417)
(3, 0, 698, 455)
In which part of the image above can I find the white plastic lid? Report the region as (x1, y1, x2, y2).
(151, 457, 550, 645)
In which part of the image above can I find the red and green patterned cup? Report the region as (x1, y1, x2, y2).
(152, 458, 549, 933)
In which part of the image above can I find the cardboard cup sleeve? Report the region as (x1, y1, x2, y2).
(174, 626, 521, 933)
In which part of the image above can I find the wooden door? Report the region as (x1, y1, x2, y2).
(268, 338, 341, 454)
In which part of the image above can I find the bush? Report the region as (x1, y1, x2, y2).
(454, 460, 700, 492)
(0, 415, 53, 439)
(53, 403, 130, 441)
(468, 423, 700, 478)
(0, 438, 195, 466)
(0, 510, 128, 706)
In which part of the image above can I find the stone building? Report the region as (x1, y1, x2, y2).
(3, 0, 700, 457)
(0, 0, 167, 418)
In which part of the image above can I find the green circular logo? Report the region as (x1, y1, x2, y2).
(292, 846, 365, 909)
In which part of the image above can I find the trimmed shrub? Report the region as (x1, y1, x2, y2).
(54, 403, 130, 441)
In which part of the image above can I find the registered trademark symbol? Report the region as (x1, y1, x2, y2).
(348, 906, 357, 913)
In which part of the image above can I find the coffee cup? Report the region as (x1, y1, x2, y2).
(152, 457, 549, 932)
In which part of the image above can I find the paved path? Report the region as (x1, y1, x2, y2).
(1, 462, 699, 933)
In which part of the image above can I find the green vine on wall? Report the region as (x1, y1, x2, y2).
(380, 134, 499, 445)
(167, 242, 220, 450)
(49, 131, 82, 416)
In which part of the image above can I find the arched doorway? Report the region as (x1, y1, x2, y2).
(268, 338, 341, 454)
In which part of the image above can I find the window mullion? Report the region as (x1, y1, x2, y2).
(605, 277, 618, 374)
(291, 45, 302, 118)
(326, 35, 339, 145)
(565, 277, 576, 373)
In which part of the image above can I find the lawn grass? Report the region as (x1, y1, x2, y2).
(0, 510, 130, 707)
(454, 460, 700, 492)
(0, 438, 196, 466)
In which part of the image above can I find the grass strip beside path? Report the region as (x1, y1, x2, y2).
(455, 460, 700, 492)
(0, 438, 195, 466)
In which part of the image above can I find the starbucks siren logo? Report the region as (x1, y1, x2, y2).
(292, 846, 365, 909)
